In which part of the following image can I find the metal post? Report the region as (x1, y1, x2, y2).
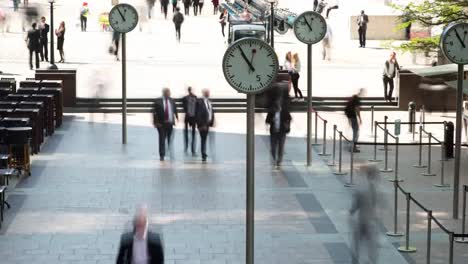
(379, 116, 389, 151)
(369, 121, 381, 162)
(435, 142, 450, 187)
(422, 133, 435, 176)
(389, 137, 403, 182)
(427, 210, 432, 264)
(414, 126, 426, 168)
(312, 112, 320, 145)
(246, 94, 255, 264)
(449, 233, 454, 264)
(328, 125, 337, 166)
(48, 1, 57, 70)
(381, 129, 393, 172)
(398, 192, 417, 252)
(122, 33, 127, 144)
(387, 181, 404, 237)
(306, 44, 312, 166)
(422, 105, 426, 131)
(334, 132, 347, 175)
(319, 120, 329, 156)
(370, 105, 374, 136)
(455, 186, 468, 243)
(344, 141, 355, 187)
(270, 2, 274, 49)
(454, 64, 464, 219)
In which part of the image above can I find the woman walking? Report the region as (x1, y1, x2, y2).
(219, 9, 227, 37)
(291, 53, 303, 99)
(56, 21, 65, 63)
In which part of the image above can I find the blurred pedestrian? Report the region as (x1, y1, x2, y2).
(463, 97, 468, 143)
(196, 89, 215, 162)
(322, 19, 332, 61)
(291, 53, 303, 100)
(316, 0, 327, 14)
(153, 88, 178, 161)
(0, 7, 6, 34)
(192, 0, 199, 16)
(198, 0, 204, 14)
(357, 10, 369, 48)
(172, 7, 184, 42)
(219, 8, 227, 37)
(313, 0, 318, 11)
(182, 87, 197, 155)
(265, 100, 291, 168)
(55, 21, 65, 63)
(112, 30, 120, 61)
(147, 0, 156, 19)
(344, 89, 364, 153)
(80, 2, 89, 32)
(23, 5, 38, 32)
(161, 0, 169, 19)
(25, 22, 40, 70)
(382, 51, 400, 102)
(283, 51, 294, 97)
(13, 0, 20, 12)
(183, 0, 191, 15)
(240, 8, 252, 22)
(172, 0, 178, 13)
(212, 0, 219, 15)
(39, 16, 49, 62)
(116, 206, 165, 264)
(325, 0, 339, 19)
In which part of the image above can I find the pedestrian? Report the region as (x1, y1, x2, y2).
(39, 16, 49, 62)
(344, 88, 365, 153)
(316, 0, 327, 14)
(153, 88, 178, 161)
(55, 21, 65, 63)
(265, 100, 291, 168)
(382, 51, 400, 102)
(322, 19, 332, 61)
(291, 53, 303, 100)
(182, 87, 197, 155)
(116, 205, 165, 264)
(463, 97, 468, 143)
(0, 7, 6, 34)
(198, 0, 204, 15)
(12, 0, 19, 12)
(196, 89, 215, 162)
(212, 0, 219, 15)
(172, 0, 178, 13)
(172, 7, 184, 42)
(325, 0, 339, 19)
(192, 0, 199, 16)
(313, 0, 318, 11)
(147, 0, 156, 19)
(112, 30, 120, 61)
(403, 6, 412, 40)
(183, 0, 191, 15)
(219, 8, 228, 37)
(283, 52, 294, 96)
(25, 22, 40, 70)
(80, 2, 89, 32)
(240, 8, 252, 22)
(357, 10, 369, 48)
(161, 0, 169, 19)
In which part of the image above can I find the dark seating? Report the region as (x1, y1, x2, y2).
(38, 88, 63, 127)
(6, 127, 32, 176)
(31, 94, 54, 135)
(0, 168, 16, 186)
(0, 185, 6, 228)
(17, 88, 40, 95)
(7, 94, 30, 102)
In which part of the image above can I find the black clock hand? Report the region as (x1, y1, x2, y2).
(238, 47, 255, 73)
(303, 18, 313, 31)
(117, 8, 126, 22)
(455, 29, 466, 48)
(248, 49, 257, 74)
(463, 30, 467, 44)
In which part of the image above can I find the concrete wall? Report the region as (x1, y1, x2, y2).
(350, 15, 430, 40)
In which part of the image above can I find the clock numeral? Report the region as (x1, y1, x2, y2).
(256, 75, 261, 82)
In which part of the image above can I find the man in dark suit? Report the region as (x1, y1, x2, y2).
(39, 16, 49, 62)
(196, 89, 214, 162)
(265, 101, 291, 168)
(116, 206, 164, 264)
(182, 87, 197, 155)
(153, 88, 178, 161)
(357, 10, 369, 48)
(25, 22, 40, 70)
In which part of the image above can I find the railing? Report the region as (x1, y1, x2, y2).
(312, 110, 330, 156)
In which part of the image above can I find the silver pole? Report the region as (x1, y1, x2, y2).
(306, 44, 312, 166)
(122, 33, 127, 144)
(334, 132, 347, 175)
(246, 94, 255, 264)
(427, 210, 432, 264)
(369, 121, 381, 162)
(387, 181, 403, 237)
(313, 112, 320, 145)
(414, 126, 426, 168)
(328, 125, 336, 166)
(449, 232, 454, 264)
(455, 186, 468, 243)
(398, 192, 417, 252)
(370, 105, 374, 136)
(381, 129, 392, 172)
(345, 141, 355, 187)
(389, 137, 403, 182)
(319, 120, 329, 156)
(435, 142, 450, 187)
(454, 64, 464, 219)
(422, 133, 435, 176)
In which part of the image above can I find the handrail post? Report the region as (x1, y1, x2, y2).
(422, 133, 436, 176)
(435, 142, 450, 187)
(455, 185, 468, 243)
(319, 120, 330, 156)
(389, 137, 403, 182)
(449, 232, 454, 264)
(328, 125, 337, 166)
(370, 105, 374, 136)
(369, 121, 381, 162)
(398, 192, 417, 252)
(333, 131, 347, 175)
(387, 181, 404, 237)
(414, 125, 427, 168)
(344, 141, 355, 187)
(379, 116, 389, 151)
(381, 129, 393, 172)
(427, 210, 432, 264)
(312, 111, 320, 145)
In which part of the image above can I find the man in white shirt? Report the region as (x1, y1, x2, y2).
(196, 89, 215, 162)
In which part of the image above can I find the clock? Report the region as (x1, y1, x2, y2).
(441, 22, 468, 65)
(109, 3, 139, 33)
(293, 11, 327, 45)
(222, 38, 279, 94)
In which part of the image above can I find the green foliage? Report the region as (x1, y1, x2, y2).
(398, 36, 441, 54)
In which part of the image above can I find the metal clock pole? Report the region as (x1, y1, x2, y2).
(246, 93, 255, 264)
(307, 43, 312, 166)
(122, 32, 127, 144)
(454, 63, 464, 218)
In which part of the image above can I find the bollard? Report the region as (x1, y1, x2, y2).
(408, 101, 416, 133)
(381, 129, 393, 173)
(421, 105, 426, 130)
(312, 112, 320, 146)
(398, 192, 417, 253)
(422, 133, 436, 176)
(389, 137, 403, 182)
(369, 121, 382, 162)
(344, 141, 355, 187)
(319, 120, 330, 156)
(387, 181, 404, 237)
(370, 105, 375, 136)
(455, 185, 468, 243)
(434, 142, 450, 187)
(379, 116, 389, 151)
(449, 233, 454, 264)
(333, 132, 347, 175)
(414, 126, 427, 168)
(327, 125, 337, 166)
(426, 210, 432, 264)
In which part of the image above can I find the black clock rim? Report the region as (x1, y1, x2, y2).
(440, 22, 468, 65)
(293, 11, 327, 45)
(222, 38, 279, 95)
(109, 3, 139, 34)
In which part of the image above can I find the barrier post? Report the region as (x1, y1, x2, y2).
(387, 181, 404, 237)
(327, 125, 337, 166)
(319, 120, 330, 156)
(389, 137, 403, 182)
(398, 192, 417, 252)
(369, 121, 381, 162)
(370, 105, 374, 136)
(449, 232, 454, 264)
(379, 116, 389, 151)
(312, 112, 320, 145)
(426, 210, 432, 264)
(455, 185, 468, 243)
(381, 129, 393, 172)
(414, 126, 427, 168)
(434, 142, 450, 187)
(422, 133, 436, 176)
(333, 131, 347, 175)
(421, 105, 426, 131)
(344, 141, 355, 187)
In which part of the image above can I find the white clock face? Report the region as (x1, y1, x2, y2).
(441, 23, 468, 65)
(222, 38, 279, 94)
(109, 4, 139, 33)
(294, 11, 327, 45)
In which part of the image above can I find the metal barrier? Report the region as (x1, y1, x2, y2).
(455, 185, 468, 243)
(312, 111, 321, 146)
(420, 128, 438, 177)
(370, 105, 375, 136)
(315, 112, 330, 156)
(327, 125, 337, 167)
(369, 121, 382, 162)
(333, 130, 348, 176)
(379, 116, 389, 151)
(414, 126, 428, 169)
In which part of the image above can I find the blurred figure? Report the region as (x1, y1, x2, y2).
(316, 0, 327, 14)
(240, 8, 252, 22)
(172, 0, 178, 13)
(357, 10, 369, 48)
(349, 164, 384, 264)
(111, 30, 121, 61)
(219, 9, 227, 37)
(22, 4, 38, 32)
(193, 0, 199, 16)
(382, 51, 400, 102)
(147, 0, 156, 19)
(182, 87, 197, 155)
(13, 0, 20, 12)
(153, 88, 178, 161)
(39, 16, 49, 62)
(313, 0, 318, 11)
(183, 0, 191, 16)
(325, 0, 339, 19)
(344, 88, 364, 153)
(322, 19, 332, 61)
(196, 89, 215, 162)
(265, 100, 291, 168)
(291, 53, 303, 100)
(80, 2, 89, 32)
(0, 7, 6, 34)
(55, 21, 65, 63)
(25, 22, 40, 70)
(283, 52, 293, 97)
(212, 0, 219, 15)
(463, 96, 468, 143)
(172, 7, 184, 42)
(116, 206, 164, 264)
(198, 0, 204, 14)
(161, 0, 169, 19)
(90, 67, 110, 122)
(99, 12, 111, 31)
